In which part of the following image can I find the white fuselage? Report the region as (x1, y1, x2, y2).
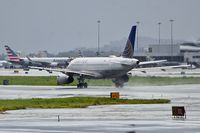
(21, 57, 70, 63)
(67, 57, 139, 78)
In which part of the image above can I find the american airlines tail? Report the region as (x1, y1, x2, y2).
(122, 26, 136, 58)
(4, 45, 21, 62)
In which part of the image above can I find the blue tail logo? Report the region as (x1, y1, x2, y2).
(122, 26, 136, 58)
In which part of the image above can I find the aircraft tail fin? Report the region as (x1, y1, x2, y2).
(122, 26, 136, 58)
(4, 45, 20, 62)
(26, 56, 32, 61)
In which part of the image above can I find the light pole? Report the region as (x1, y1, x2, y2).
(158, 22, 161, 45)
(136, 21, 140, 52)
(158, 22, 161, 56)
(97, 20, 101, 56)
(170, 19, 174, 61)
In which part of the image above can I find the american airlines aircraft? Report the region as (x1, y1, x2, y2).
(4, 45, 72, 68)
(0, 60, 11, 68)
(31, 25, 168, 88)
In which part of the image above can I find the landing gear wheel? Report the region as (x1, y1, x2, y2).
(77, 84, 80, 88)
(77, 76, 88, 88)
(115, 83, 124, 88)
(77, 83, 88, 88)
(83, 83, 88, 88)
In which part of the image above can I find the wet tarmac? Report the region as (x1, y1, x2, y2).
(0, 84, 200, 132)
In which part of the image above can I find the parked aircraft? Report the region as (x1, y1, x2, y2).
(0, 60, 12, 68)
(31, 25, 167, 88)
(4, 45, 72, 68)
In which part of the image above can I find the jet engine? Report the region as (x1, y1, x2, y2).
(112, 74, 129, 88)
(57, 75, 74, 85)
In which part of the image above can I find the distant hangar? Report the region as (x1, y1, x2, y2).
(135, 42, 200, 66)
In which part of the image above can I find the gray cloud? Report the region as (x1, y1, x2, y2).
(0, 0, 200, 54)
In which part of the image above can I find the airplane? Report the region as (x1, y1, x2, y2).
(4, 45, 72, 68)
(30, 25, 168, 88)
(0, 60, 12, 68)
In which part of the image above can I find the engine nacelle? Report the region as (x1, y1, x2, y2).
(57, 75, 74, 85)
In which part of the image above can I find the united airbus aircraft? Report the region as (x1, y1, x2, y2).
(4, 45, 72, 68)
(31, 25, 169, 88)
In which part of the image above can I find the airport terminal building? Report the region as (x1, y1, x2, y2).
(135, 42, 200, 66)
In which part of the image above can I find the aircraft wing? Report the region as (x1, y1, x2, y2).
(29, 66, 102, 78)
(110, 61, 135, 66)
(139, 60, 167, 66)
(131, 64, 191, 73)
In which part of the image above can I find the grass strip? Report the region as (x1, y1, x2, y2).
(0, 97, 170, 112)
(1, 76, 200, 86)
(0, 76, 57, 86)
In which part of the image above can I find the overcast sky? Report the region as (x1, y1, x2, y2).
(0, 0, 200, 54)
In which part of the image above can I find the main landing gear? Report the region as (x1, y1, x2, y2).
(77, 77, 88, 88)
(113, 75, 129, 88)
(114, 82, 124, 88)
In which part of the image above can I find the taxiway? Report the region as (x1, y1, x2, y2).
(0, 84, 200, 132)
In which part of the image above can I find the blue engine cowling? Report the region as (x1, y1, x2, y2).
(57, 75, 74, 85)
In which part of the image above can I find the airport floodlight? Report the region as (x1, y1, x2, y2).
(97, 20, 101, 56)
(158, 22, 161, 55)
(136, 21, 140, 52)
(158, 22, 161, 45)
(170, 19, 174, 61)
